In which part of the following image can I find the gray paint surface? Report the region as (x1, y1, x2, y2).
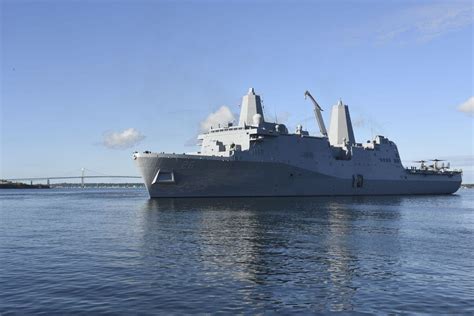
(328, 100, 355, 146)
(134, 89, 462, 198)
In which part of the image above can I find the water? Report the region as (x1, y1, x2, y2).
(1, 188, 473, 314)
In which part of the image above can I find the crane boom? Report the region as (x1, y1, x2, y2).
(304, 90, 328, 137)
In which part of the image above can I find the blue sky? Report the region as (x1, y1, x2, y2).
(1, 0, 473, 182)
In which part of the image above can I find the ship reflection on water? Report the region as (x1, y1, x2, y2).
(139, 196, 405, 311)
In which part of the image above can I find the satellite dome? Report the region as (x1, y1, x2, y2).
(253, 113, 263, 126)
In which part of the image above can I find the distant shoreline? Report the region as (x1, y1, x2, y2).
(0, 180, 50, 189)
(0, 181, 145, 189)
(51, 183, 145, 189)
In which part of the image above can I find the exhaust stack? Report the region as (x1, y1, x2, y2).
(328, 99, 355, 146)
(239, 88, 265, 126)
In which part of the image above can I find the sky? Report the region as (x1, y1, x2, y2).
(1, 0, 473, 182)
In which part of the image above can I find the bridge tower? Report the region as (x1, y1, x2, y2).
(81, 168, 85, 189)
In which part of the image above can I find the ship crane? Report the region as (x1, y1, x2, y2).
(304, 90, 328, 137)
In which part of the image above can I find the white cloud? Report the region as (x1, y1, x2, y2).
(375, 2, 473, 43)
(102, 128, 145, 149)
(353, 117, 366, 128)
(200, 106, 235, 132)
(268, 111, 291, 124)
(458, 96, 474, 116)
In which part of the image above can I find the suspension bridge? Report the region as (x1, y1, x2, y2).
(4, 168, 142, 188)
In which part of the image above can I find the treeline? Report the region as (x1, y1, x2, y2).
(52, 183, 145, 188)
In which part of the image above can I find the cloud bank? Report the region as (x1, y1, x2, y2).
(458, 97, 474, 117)
(102, 128, 145, 149)
(375, 2, 473, 43)
(200, 106, 235, 132)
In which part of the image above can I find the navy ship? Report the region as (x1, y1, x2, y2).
(134, 88, 462, 198)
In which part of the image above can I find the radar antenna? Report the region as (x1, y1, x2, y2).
(304, 90, 328, 137)
(430, 159, 445, 170)
(413, 160, 427, 169)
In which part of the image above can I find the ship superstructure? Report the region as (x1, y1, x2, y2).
(134, 88, 462, 198)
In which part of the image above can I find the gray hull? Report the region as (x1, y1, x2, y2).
(135, 154, 462, 198)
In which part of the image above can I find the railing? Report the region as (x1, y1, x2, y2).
(405, 168, 462, 175)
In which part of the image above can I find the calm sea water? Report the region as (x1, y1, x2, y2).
(1, 188, 473, 314)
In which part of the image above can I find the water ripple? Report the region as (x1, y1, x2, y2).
(1, 189, 473, 313)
